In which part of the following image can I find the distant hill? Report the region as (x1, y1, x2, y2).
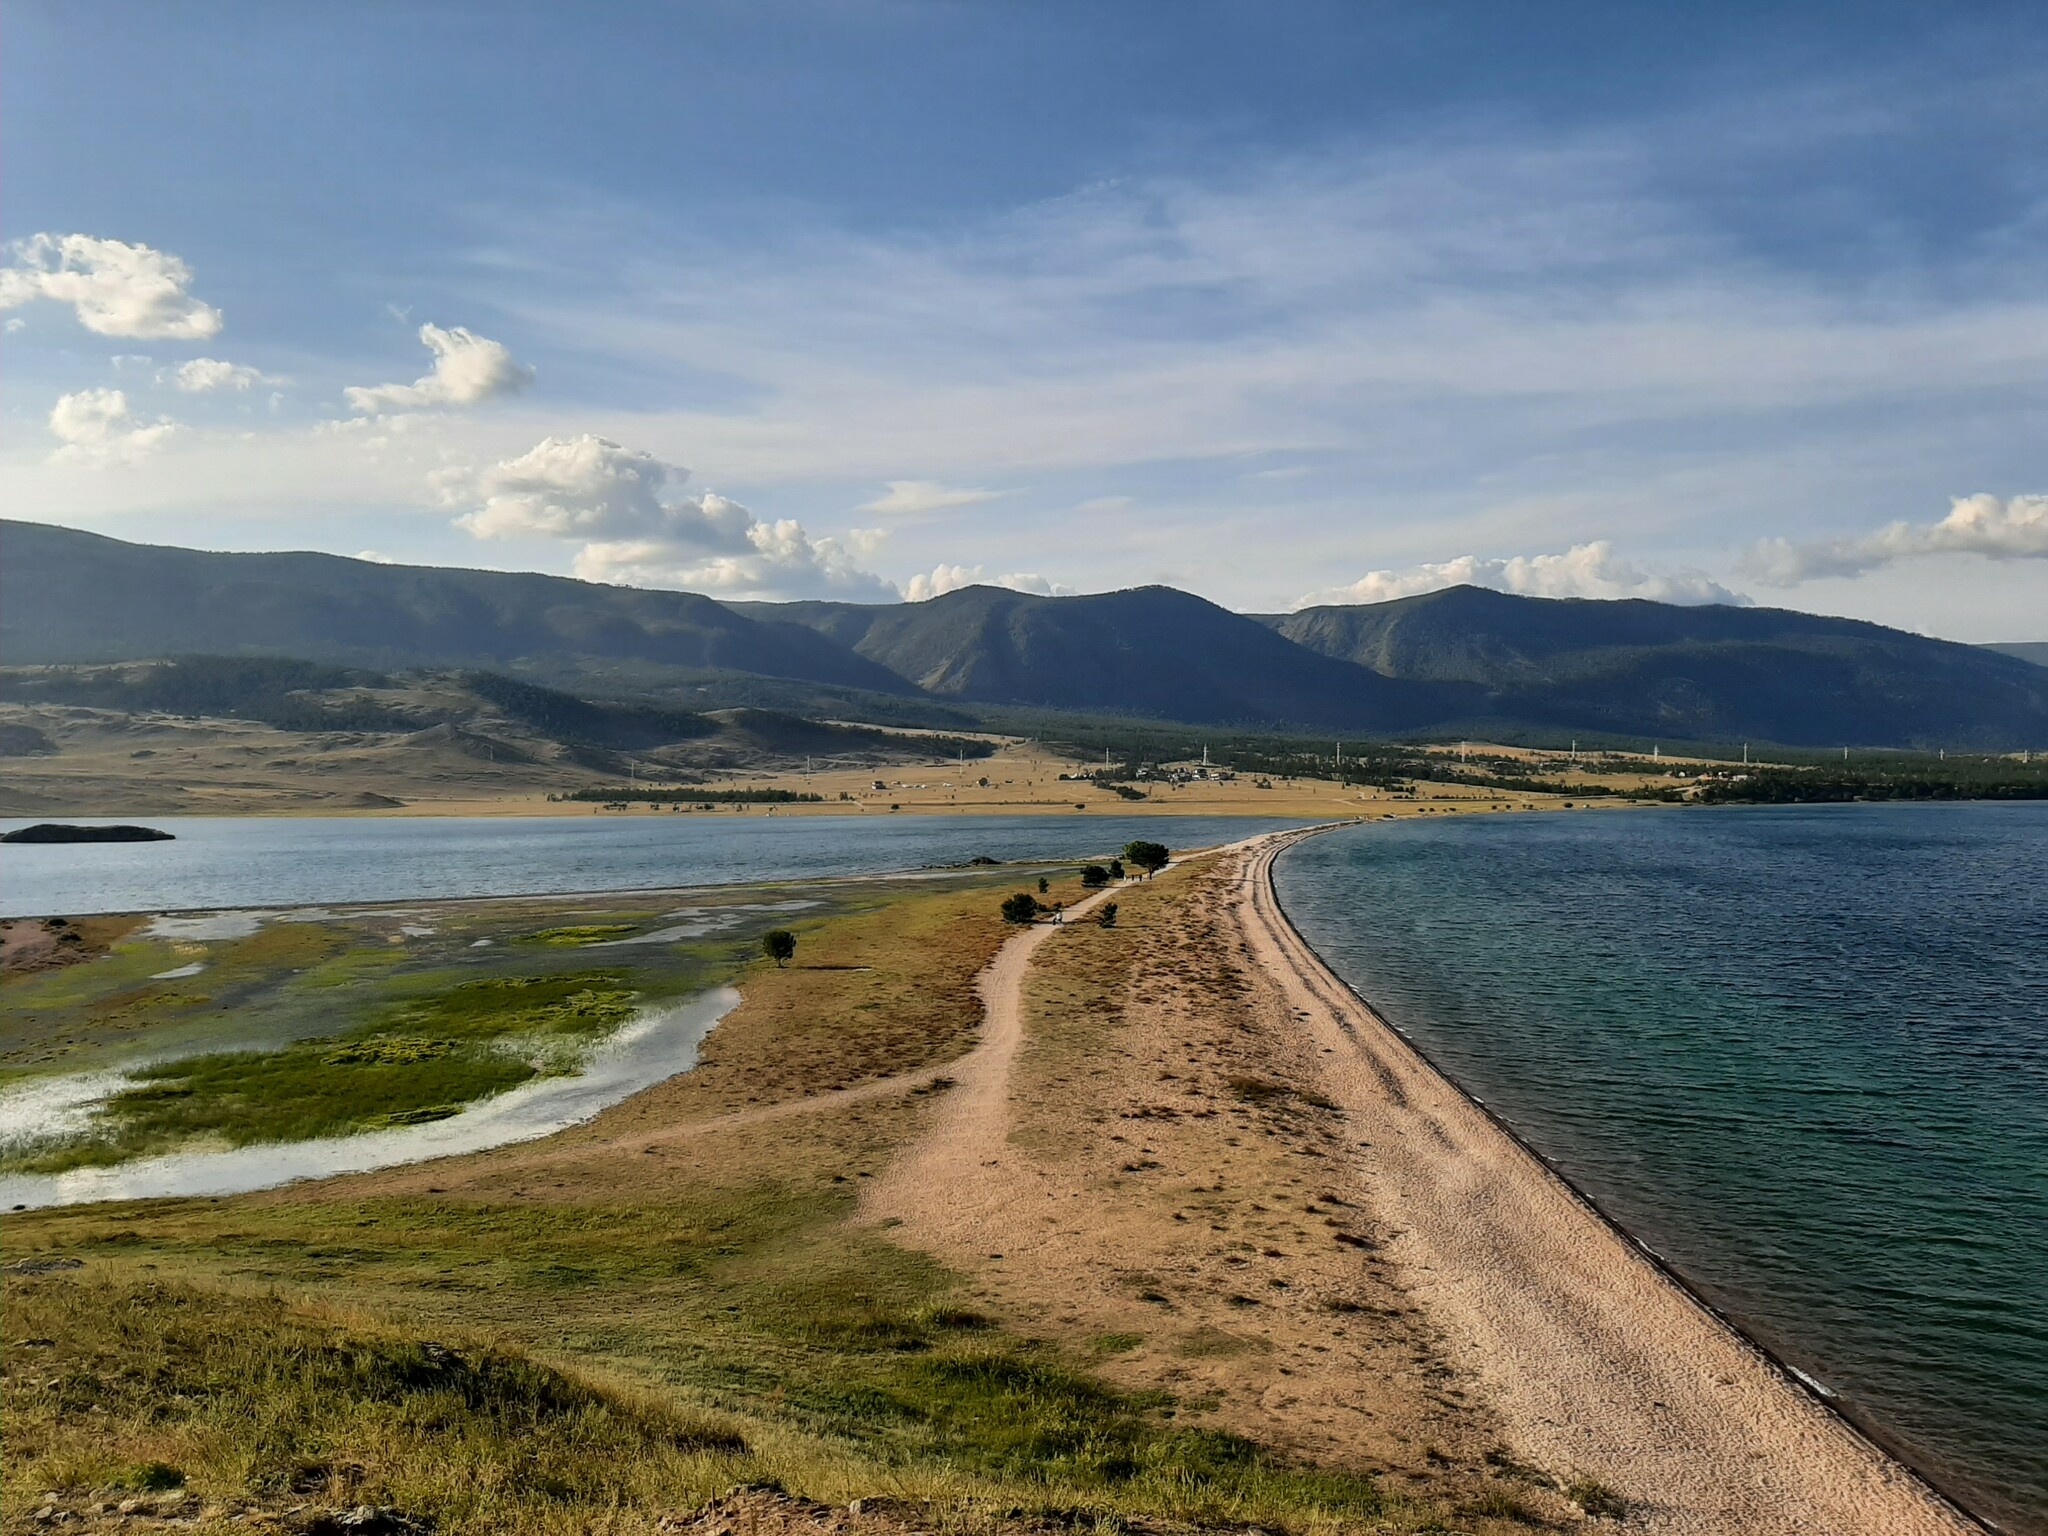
(0, 519, 911, 696)
(732, 585, 1472, 731)
(1257, 586, 2048, 749)
(1984, 642, 2048, 668)
(7, 520, 2046, 748)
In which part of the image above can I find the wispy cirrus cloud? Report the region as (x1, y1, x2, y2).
(857, 480, 1004, 516)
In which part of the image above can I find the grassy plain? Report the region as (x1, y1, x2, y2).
(3, 861, 1552, 1536)
(0, 698, 1665, 819)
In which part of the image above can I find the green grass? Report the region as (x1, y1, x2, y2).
(4, 1278, 750, 1527)
(6, 1177, 1402, 1535)
(2, 972, 644, 1173)
(0, 869, 1487, 1535)
(524, 924, 642, 946)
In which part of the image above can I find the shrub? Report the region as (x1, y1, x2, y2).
(1000, 893, 1041, 925)
(1080, 863, 1110, 888)
(762, 929, 796, 967)
(1097, 902, 1118, 928)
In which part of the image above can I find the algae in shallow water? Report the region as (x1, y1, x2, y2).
(2, 970, 646, 1173)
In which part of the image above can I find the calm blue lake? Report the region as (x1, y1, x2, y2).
(0, 813, 1301, 916)
(1274, 803, 2048, 1533)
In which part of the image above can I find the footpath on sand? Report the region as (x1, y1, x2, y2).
(872, 827, 1982, 1536)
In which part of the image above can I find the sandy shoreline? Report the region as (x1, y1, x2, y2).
(1243, 826, 1983, 1534)
(6, 815, 1996, 1530)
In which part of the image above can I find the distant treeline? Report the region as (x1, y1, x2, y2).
(1689, 768, 2048, 805)
(557, 786, 827, 805)
(1074, 737, 1620, 799)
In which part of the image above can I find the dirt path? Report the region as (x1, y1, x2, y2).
(332, 881, 1125, 1201)
(862, 878, 1123, 1238)
(1237, 829, 1979, 1535)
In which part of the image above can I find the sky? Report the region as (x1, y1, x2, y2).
(3, 0, 2044, 639)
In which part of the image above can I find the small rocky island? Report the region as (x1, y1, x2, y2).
(1, 823, 175, 844)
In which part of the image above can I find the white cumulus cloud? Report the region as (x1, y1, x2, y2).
(171, 357, 277, 393)
(858, 480, 1003, 516)
(0, 234, 222, 339)
(344, 323, 533, 413)
(1742, 493, 2048, 585)
(47, 388, 178, 464)
(904, 563, 1072, 602)
(445, 434, 894, 601)
(1297, 540, 1746, 609)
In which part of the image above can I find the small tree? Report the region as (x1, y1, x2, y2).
(762, 928, 797, 967)
(1037, 876, 1050, 895)
(1097, 901, 1118, 928)
(1001, 892, 1041, 925)
(1123, 839, 1170, 878)
(1080, 863, 1110, 888)
(1108, 858, 1125, 880)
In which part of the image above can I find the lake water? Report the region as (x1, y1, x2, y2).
(0, 813, 1302, 916)
(0, 988, 739, 1209)
(1273, 803, 2048, 1533)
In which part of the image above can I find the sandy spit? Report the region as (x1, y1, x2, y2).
(1241, 827, 1981, 1534)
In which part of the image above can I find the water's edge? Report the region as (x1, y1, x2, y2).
(1264, 825, 1994, 1533)
(0, 986, 741, 1211)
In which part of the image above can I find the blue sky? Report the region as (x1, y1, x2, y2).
(4, 1, 2044, 636)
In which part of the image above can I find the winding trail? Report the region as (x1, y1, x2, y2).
(862, 875, 1126, 1236)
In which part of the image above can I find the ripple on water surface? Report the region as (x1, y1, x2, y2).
(1274, 803, 2048, 1533)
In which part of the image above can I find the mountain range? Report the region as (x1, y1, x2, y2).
(5, 519, 2044, 750)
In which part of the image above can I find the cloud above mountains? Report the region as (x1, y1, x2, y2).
(904, 563, 1072, 601)
(0, 234, 223, 339)
(1743, 494, 2048, 585)
(443, 433, 893, 600)
(47, 388, 177, 464)
(344, 323, 533, 413)
(1298, 541, 1747, 609)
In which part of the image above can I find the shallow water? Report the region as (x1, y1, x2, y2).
(1274, 803, 2048, 1532)
(0, 986, 739, 1210)
(0, 813, 1303, 916)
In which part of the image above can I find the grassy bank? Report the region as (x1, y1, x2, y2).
(3, 863, 1534, 1536)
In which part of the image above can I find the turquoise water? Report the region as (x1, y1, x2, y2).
(0, 813, 1300, 917)
(1274, 804, 2048, 1533)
